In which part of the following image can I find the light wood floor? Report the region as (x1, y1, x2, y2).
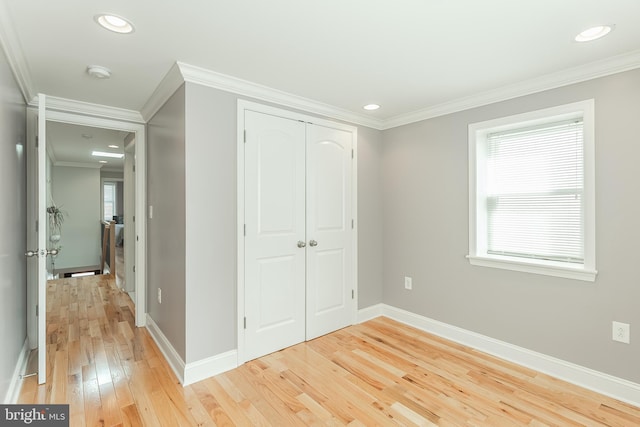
(18, 275, 640, 426)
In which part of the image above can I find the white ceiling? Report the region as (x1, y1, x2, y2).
(47, 122, 129, 171)
(2, 0, 640, 128)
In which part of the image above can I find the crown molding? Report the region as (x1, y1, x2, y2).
(30, 95, 144, 123)
(176, 62, 383, 129)
(140, 63, 185, 122)
(0, 1, 35, 103)
(381, 49, 640, 130)
(54, 161, 103, 169)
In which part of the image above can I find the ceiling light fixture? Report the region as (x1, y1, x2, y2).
(575, 25, 613, 42)
(108, 145, 119, 149)
(92, 151, 124, 159)
(363, 104, 380, 111)
(94, 14, 135, 34)
(99, 160, 108, 164)
(87, 65, 112, 79)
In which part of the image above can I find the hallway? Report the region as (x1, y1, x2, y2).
(18, 275, 155, 425)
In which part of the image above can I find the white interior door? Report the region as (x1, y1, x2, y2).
(26, 95, 48, 384)
(305, 124, 354, 339)
(243, 110, 307, 361)
(124, 137, 136, 293)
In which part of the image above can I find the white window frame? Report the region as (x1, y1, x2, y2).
(101, 178, 122, 222)
(468, 100, 597, 281)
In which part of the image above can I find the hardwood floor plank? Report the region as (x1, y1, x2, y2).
(67, 372, 86, 427)
(17, 275, 640, 426)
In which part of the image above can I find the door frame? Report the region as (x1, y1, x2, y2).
(30, 105, 148, 328)
(236, 100, 358, 363)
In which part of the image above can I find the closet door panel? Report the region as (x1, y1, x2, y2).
(306, 124, 354, 339)
(244, 110, 306, 360)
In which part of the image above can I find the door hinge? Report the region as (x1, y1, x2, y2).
(133, 265, 136, 273)
(133, 164, 136, 173)
(243, 317, 247, 329)
(136, 235, 139, 241)
(244, 224, 246, 236)
(36, 305, 39, 316)
(35, 220, 38, 233)
(35, 136, 39, 148)
(243, 130, 247, 143)
(351, 149, 354, 159)
(133, 215, 135, 222)
(351, 290, 355, 299)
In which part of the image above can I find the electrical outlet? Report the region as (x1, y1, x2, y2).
(612, 321, 630, 344)
(404, 276, 412, 290)
(158, 287, 162, 304)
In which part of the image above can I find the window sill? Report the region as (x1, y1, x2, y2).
(466, 255, 597, 282)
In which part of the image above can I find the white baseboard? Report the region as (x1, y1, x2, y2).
(145, 314, 186, 384)
(184, 350, 238, 386)
(358, 304, 640, 407)
(4, 339, 30, 404)
(145, 314, 239, 386)
(357, 303, 384, 323)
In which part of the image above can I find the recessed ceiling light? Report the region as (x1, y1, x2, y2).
(363, 104, 381, 111)
(92, 151, 124, 159)
(108, 145, 119, 149)
(87, 65, 112, 79)
(575, 25, 613, 42)
(99, 160, 108, 164)
(94, 14, 135, 34)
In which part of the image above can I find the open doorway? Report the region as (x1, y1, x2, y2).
(25, 108, 147, 383)
(46, 122, 131, 282)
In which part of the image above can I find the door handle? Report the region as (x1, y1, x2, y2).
(309, 240, 318, 247)
(297, 241, 306, 248)
(25, 250, 39, 258)
(27, 248, 59, 257)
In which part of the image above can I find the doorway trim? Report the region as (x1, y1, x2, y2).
(236, 99, 358, 363)
(43, 108, 147, 327)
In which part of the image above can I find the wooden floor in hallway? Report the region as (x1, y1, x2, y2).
(18, 274, 640, 426)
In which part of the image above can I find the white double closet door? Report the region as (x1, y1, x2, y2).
(243, 108, 355, 362)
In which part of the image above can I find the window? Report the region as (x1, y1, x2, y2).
(103, 181, 117, 222)
(468, 100, 596, 281)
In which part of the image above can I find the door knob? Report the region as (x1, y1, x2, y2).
(47, 248, 59, 256)
(297, 241, 306, 248)
(309, 240, 318, 247)
(25, 250, 38, 258)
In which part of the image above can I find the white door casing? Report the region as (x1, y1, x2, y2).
(243, 111, 307, 361)
(305, 124, 355, 340)
(238, 101, 358, 363)
(43, 109, 147, 328)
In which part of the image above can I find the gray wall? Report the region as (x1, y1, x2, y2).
(381, 68, 640, 383)
(147, 84, 187, 360)
(356, 126, 384, 308)
(148, 81, 384, 364)
(184, 84, 238, 362)
(51, 166, 101, 269)
(0, 45, 26, 402)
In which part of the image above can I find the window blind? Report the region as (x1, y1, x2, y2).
(486, 119, 584, 263)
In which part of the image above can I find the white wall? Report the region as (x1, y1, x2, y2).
(51, 166, 101, 269)
(0, 44, 26, 403)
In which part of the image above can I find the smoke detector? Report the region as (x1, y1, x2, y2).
(86, 65, 112, 79)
